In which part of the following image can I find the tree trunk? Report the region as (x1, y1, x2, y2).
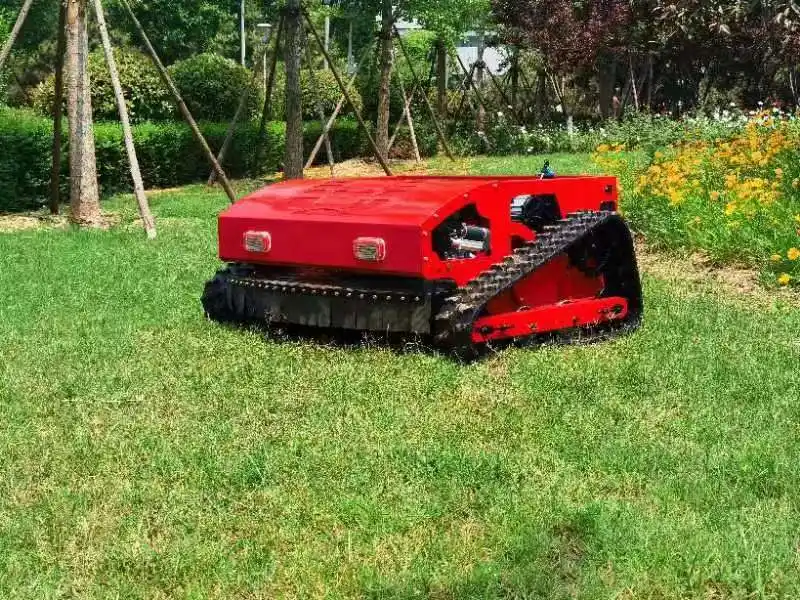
(65, 0, 101, 226)
(436, 37, 447, 117)
(93, 0, 156, 239)
(375, 0, 393, 161)
(598, 56, 615, 119)
(475, 32, 486, 131)
(535, 69, 547, 122)
(283, 0, 304, 179)
(510, 47, 519, 119)
(49, 0, 67, 216)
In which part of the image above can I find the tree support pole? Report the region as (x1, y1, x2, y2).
(49, 0, 66, 215)
(454, 62, 476, 122)
(393, 26, 455, 162)
(453, 50, 492, 128)
(254, 14, 284, 172)
(119, 0, 237, 204)
(303, 36, 335, 176)
(387, 78, 419, 151)
(305, 43, 371, 170)
(209, 27, 274, 185)
(0, 0, 35, 73)
(94, 0, 156, 238)
(303, 8, 393, 176)
(394, 65, 420, 162)
(485, 64, 524, 125)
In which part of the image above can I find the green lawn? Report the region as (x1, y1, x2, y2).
(1, 155, 800, 599)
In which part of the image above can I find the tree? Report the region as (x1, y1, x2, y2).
(375, 0, 392, 160)
(284, 0, 303, 179)
(65, 0, 101, 225)
(493, 0, 631, 119)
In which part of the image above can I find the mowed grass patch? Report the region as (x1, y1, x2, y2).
(1, 162, 799, 598)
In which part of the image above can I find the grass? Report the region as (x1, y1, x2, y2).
(1, 155, 800, 599)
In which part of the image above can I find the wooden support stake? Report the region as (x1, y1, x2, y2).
(394, 67, 420, 162)
(387, 79, 418, 151)
(393, 26, 455, 162)
(453, 50, 492, 128)
(49, 0, 66, 216)
(305, 44, 370, 170)
(486, 65, 524, 125)
(0, 0, 35, 73)
(119, 0, 237, 204)
(453, 62, 476, 122)
(209, 27, 274, 185)
(303, 40, 335, 176)
(94, 0, 156, 238)
(303, 8, 392, 176)
(255, 15, 284, 172)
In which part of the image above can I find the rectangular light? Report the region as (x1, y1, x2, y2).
(353, 237, 387, 262)
(243, 231, 272, 253)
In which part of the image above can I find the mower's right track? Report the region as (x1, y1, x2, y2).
(433, 211, 644, 358)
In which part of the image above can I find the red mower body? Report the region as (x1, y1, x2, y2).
(206, 175, 642, 356)
(219, 176, 620, 285)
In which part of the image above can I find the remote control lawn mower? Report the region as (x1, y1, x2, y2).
(203, 171, 643, 356)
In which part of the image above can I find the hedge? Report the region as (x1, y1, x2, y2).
(0, 108, 367, 212)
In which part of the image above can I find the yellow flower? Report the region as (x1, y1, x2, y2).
(709, 191, 721, 201)
(771, 254, 783, 263)
(788, 248, 800, 261)
(775, 168, 784, 178)
(597, 144, 610, 153)
(725, 202, 737, 216)
(778, 273, 792, 286)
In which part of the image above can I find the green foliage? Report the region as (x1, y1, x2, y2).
(102, 0, 246, 65)
(0, 107, 55, 212)
(169, 53, 264, 122)
(301, 69, 363, 120)
(304, 118, 367, 164)
(595, 116, 800, 286)
(449, 113, 750, 157)
(407, 0, 492, 43)
(270, 68, 364, 121)
(30, 48, 174, 123)
(0, 107, 368, 211)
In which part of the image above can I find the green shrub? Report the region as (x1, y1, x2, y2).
(270, 69, 363, 121)
(169, 53, 264, 122)
(301, 69, 363, 120)
(303, 118, 367, 165)
(30, 48, 173, 123)
(0, 108, 369, 212)
(0, 108, 55, 212)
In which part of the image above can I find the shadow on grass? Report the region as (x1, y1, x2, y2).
(207, 318, 642, 364)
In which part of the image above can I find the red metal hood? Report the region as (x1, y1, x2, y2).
(218, 177, 492, 275)
(222, 177, 502, 226)
(216, 175, 618, 277)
